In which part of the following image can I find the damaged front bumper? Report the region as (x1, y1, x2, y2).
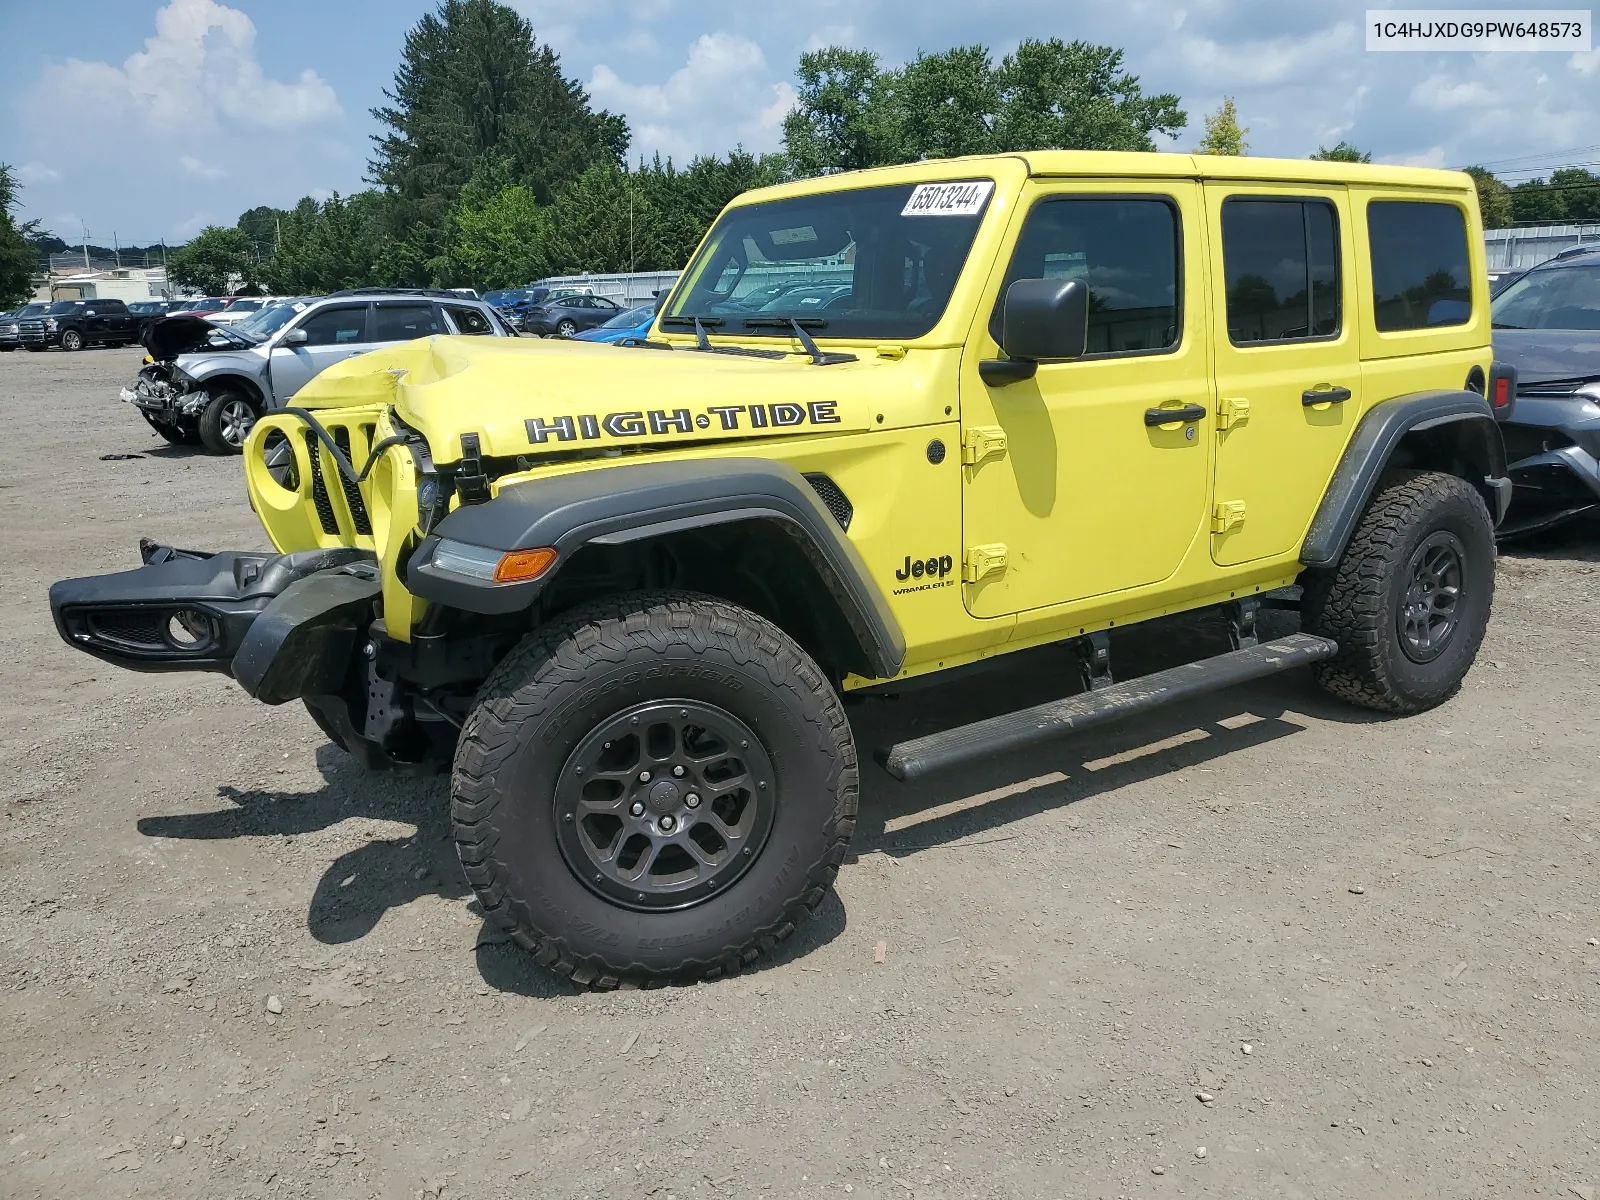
(121, 368, 208, 424)
(49, 540, 377, 684)
(1500, 390, 1600, 536)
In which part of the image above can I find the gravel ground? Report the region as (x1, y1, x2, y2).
(1, 345, 1598, 1200)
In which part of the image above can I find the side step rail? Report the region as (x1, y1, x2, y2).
(876, 633, 1337, 783)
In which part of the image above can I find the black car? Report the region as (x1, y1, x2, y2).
(521, 292, 624, 336)
(1491, 246, 1600, 535)
(0, 304, 48, 351)
(19, 298, 142, 351)
(127, 300, 175, 337)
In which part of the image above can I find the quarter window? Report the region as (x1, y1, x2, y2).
(444, 305, 493, 335)
(1221, 198, 1340, 345)
(1367, 201, 1472, 331)
(297, 306, 367, 347)
(990, 197, 1181, 355)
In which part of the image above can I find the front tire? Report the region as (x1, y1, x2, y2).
(197, 390, 256, 454)
(1303, 469, 1495, 713)
(60, 329, 84, 352)
(452, 593, 857, 988)
(139, 409, 201, 445)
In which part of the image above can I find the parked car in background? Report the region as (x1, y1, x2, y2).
(0, 303, 47, 351)
(570, 303, 655, 344)
(19, 298, 141, 351)
(1491, 246, 1600, 535)
(521, 292, 624, 336)
(125, 290, 512, 453)
(209, 297, 278, 326)
(168, 297, 230, 320)
(484, 286, 590, 332)
(127, 300, 174, 337)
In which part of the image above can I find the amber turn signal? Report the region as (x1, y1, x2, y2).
(492, 546, 558, 583)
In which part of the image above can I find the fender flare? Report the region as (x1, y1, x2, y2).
(1301, 389, 1510, 569)
(406, 457, 907, 679)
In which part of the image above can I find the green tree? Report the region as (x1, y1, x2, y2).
(0, 165, 42, 307)
(369, 0, 628, 283)
(885, 45, 999, 160)
(1310, 141, 1370, 162)
(782, 48, 892, 175)
(168, 225, 254, 295)
(1550, 167, 1600, 222)
(1462, 166, 1513, 228)
(636, 149, 790, 269)
(1197, 97, 1247, 156)
(990, 39, 1186, 153)
(260, 192, 389, 294)
(544, 162, 664, 274)
(1510, 178, 1564, 224)
(450, 184, 551, 286)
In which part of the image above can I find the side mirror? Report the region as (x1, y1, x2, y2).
(981, 279, 1089, 386)
(282, 328, 309, 346)
(653, 290, 671, 315)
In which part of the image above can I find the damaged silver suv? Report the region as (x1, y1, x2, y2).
(126, 289, 514, 453)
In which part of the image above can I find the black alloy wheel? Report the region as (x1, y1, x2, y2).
(554, 699, 777, 911)
(1397, 531, 1464, 663)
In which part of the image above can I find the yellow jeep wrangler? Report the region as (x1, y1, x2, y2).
(52, 152, 1516, 986)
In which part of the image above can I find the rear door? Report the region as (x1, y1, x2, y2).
(1203, 184, 1362, 566)
(269, 303, 372, 400)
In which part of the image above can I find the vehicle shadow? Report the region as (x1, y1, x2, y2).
(1497, 511, 1600, 561)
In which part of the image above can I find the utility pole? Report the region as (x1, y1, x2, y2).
(275, 215, 282, 255)
(113, 231, 121, 269)
(81, 222, 91, 271)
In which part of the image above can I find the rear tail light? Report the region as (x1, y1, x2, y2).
(1487, 360, 1517, 420)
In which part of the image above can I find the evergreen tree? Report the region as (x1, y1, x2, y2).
(369, 0, 627, 283)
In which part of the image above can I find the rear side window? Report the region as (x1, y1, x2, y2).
(1221, 198, 1340, 344)
(444, 306, 493, 335)
(990, 196, 1181, 355)
(372, 304, 441, 342)
(1368, 201, 1472, 330)
(298, 305, 368, 346)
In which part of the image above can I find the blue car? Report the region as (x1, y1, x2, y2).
(570, 304, 655, 344)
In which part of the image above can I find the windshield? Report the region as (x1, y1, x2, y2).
(665, 180, 993, 339)
(46, 301, 81, 315)
(16, 304, 46, 317)
(1491, 264, 1600, 330)
(235, 300, 308, 339)
(224, 298, 264, 312)
(600, 304, 653, 329)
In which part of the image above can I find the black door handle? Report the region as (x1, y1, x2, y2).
(1302, 385, 1352, 406)
(1145, 403, 1207, 426)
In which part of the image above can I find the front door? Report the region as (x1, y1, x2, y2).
(961, 180, 1212, 618)
(1203, 184, 1362, 566)
(269, 303, 373, 401)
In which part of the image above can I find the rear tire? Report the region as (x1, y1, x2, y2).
(556, 318, 577, 337)
(452, 592, 857, 988)
(197, 390, 256, 454)
(1303, 469, 1495, 713)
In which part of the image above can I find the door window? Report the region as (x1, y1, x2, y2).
(443, 305, 493, 335)
(990, 197, 1180, 355)
(1367, 201, 1471, 330)
(1220, 198, 1340, 344)
(297, 306, 368, 346)
(372, 304, 441, 342)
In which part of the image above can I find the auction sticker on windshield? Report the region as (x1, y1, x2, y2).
(902, 181, 994, 217)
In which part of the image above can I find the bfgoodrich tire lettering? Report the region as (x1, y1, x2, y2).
(1303, 469, 1495, 713)
(452, 592, 857, 988)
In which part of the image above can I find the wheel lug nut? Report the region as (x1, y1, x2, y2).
(672, 765, 685, 777)
(630, 801, 644, 817)
(639, 770, 651, 782)
(659, 815, 677, 832)
(685, 793, 700, 808)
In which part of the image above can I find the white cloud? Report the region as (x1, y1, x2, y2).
(173, 210, 221, 239)
(36, 0, 340, 134)
(179, 155, 226, 180)
(1572, 46, 1600, 75)
(16, 163, 61, 185)
(1409, 74, 1493, 112)
(590, 31, 795, 163)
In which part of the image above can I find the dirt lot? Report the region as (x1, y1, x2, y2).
(1, 344, 1597, 1200)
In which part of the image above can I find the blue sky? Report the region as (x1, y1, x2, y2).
(2, 0, 1598, 245)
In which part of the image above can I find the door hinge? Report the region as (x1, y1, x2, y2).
(964, 543, 1008, 583)
(1217, 396, 1250, 430)
(962, 426, 1008, 465)
(1211, 500, 1247, 534)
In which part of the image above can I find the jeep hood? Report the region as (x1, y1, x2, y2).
(295, 335, 944, 462)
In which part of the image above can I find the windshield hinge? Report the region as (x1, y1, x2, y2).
(455, 433, 490, 506)
(962, 426, 1008, 466)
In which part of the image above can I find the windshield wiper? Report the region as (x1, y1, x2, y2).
(742, 316, 856, 365)
(658, 314, 725, 330)
(647, 313, 786, 360)
(1491, 321, 1523, 329)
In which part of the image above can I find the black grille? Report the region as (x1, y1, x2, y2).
(87, 609, 166, 648)
(804, 473, 853, 531)
(304, 431, 340, 535)
(331, 426, 373, 535)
